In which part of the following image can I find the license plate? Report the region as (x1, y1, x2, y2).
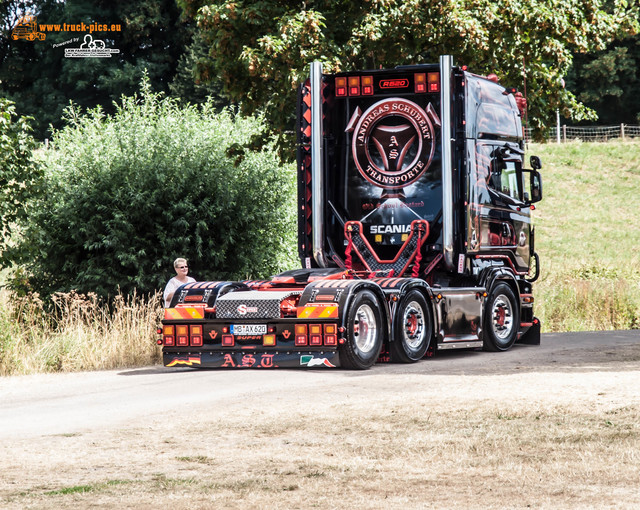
(231, 324, 267, 336)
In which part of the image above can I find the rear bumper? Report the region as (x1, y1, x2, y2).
(163, 348, 340, 368)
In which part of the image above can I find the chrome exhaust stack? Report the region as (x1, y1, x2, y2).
(310, 61, 328, 268)
(440, 55, 455, 271)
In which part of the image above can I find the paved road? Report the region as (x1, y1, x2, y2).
(0, 330, 638, 440)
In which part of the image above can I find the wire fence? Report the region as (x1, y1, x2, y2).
(526, 124, 640, 143)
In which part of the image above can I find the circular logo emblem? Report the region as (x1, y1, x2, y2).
(350, 98, 437, 189)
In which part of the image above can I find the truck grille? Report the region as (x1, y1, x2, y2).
(215, 290, 301, 319)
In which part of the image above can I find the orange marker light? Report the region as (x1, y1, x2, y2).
(415, 73, 426, 93)
(362, 75, 374, 95)
(348, 76, 360, 96)
(427, 72, 440, 92)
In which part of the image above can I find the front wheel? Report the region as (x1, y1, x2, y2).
(339, 290, 383, 369)
(390, 290, 432, 363)
(483, 283, 519, 352)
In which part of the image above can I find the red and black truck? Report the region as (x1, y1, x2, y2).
(159, 55, 542, 369)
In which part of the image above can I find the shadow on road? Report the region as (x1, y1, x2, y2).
(118, 331, 640, 377)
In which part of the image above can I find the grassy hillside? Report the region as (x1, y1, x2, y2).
(529, 140, 640, 332)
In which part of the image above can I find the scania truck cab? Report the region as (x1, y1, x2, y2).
(160, 55, 542, 369)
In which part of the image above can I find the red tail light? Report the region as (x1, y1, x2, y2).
(336, 76, 347, 97)
(324, 324, 337, 346)
(222, 334, 234, 347)
(415, 73, 426, 93)
(176, 325, 188, 346)
(190, 325, 203, 347)
(309, 324, 322, 345)
(163, 325, 175, 346)
(295, 324, 308, 346)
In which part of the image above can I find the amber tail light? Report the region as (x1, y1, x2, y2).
(163, 325, 175, 346)
(190, 325, 203, 347)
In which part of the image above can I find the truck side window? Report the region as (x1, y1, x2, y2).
(489, 160, 522, 202)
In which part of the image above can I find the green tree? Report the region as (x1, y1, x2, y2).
(566, 35, 640, 125)
(1, 0, 224, 139)
(8, 81, 297, 300)
(178, 0, 639, 148)
(0, 97, 42, 260)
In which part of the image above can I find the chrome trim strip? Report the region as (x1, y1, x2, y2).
(310, 61, 328, 268)
(437, 340, 483, 350)
(440, 55, 455, 271)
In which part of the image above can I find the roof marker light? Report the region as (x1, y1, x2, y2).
(362, 75, 374, 95)
(427, 72, 440, 93)
(348, 76, 360, 96)
(415, 73, 426, 93)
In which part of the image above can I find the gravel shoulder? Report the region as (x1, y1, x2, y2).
(1, 331, 639, 509)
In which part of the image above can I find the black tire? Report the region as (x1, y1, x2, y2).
(339, 290, 384, 369)
(483, 282, 519, 352)
(390, 290, 432, 363)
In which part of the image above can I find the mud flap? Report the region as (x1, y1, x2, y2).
(517, 319, 541, 345)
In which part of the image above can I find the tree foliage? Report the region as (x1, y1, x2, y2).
(0, 97, 42, 257)
(566, 35, 640, 124)
(0, 0, 225, 139)
(178, 0, 639, 148)
(7, 81, 297, 300)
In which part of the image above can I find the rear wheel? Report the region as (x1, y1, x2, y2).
(390, 290, 432, 363)
(483, 283, 519, 351)
(340, 290, 383, 369)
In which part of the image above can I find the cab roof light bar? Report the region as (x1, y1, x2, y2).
(415, 72, 440, 93)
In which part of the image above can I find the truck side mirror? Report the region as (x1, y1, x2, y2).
(530, 155, 541, 170)
(523, 169, 543, 204)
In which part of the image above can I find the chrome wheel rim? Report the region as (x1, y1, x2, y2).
(353, 304, 377, 354)
(491, 295, 514, 340)
(402, 301, 425, 349)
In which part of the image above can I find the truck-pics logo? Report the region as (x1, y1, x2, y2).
(10, 13, 122, 57)
(11, 15, 46, 41)
(346, 98, 441, 190)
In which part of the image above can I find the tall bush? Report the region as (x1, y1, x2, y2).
(10, 81, 297, 299)
(0, 98, 42, 261)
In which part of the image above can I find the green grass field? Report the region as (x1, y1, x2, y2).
(530, 140, 640, 331)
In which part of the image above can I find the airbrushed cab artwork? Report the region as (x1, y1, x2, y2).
(159, 55, 543, 369)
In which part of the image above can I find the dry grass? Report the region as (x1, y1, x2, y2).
(0, 289, 162, 375)
(2, 369, 639, 509)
